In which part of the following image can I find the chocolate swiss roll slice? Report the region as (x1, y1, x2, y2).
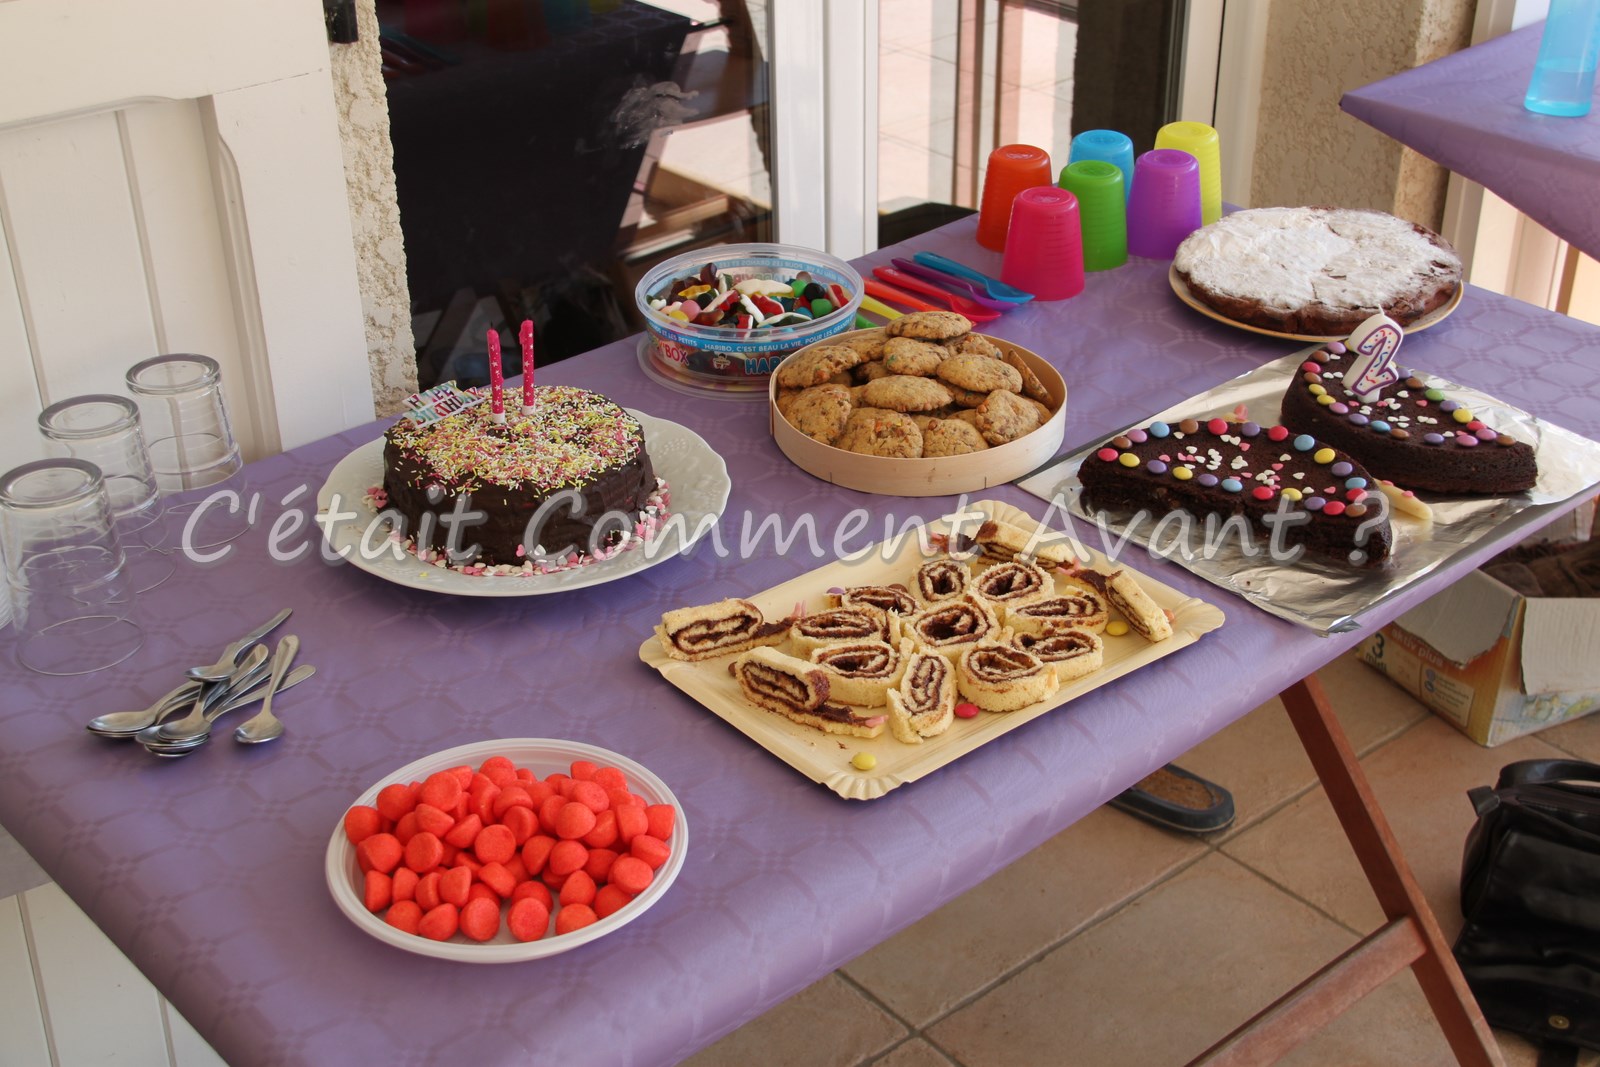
(1003, 591, 1109, 635)
(885, 651, 957, 744)
(956, 642, 1060, 712)
(828, 584, 919, 616)
(914, 558, 972, 604)
(972, 558, 1053, 612)
(809, 638, 912, 706)
(1011, 628, 1103, 682)
(729, 647, 887, 739)
(948, 518, 1076, 570)
(905, 594, 998, 663)
(1089, 569, 1173, 643)
(788, 606, 893, 655)
(654, 598, 790, 661)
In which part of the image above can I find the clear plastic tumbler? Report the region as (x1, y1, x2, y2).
(124, 355, 242, 492)
(125, 354, 247, 551)
(38, 394, 172, 591)
(0, 459, 143, 675)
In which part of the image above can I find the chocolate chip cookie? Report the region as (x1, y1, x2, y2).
(834, 408, 924, 458)
(949, 333, 1002, 359)
(860, 374, 955, 413)
(776, 344, 865, 389)
(921, 419, 990, 456)
(835, 328, 889, 360)
(785, 384, 854, 444)
(1000, 349, 1052, 403)
(882, 336, 948, 377)
(885, 310, 973, 342)
(937, 352, 1023, 394)
(974, 389, 1042, 445)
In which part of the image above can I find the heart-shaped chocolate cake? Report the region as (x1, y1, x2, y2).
(1279, 342, 1537, 494)
(1077, 417, 1394, 566)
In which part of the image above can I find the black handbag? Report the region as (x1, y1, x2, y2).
(1453, 759, 1600, 1067)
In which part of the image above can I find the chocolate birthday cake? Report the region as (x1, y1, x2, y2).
(1279, 343, 1538, 494)
(381, 385, 659, 567)
(1077, 417, 1394, 566)
(1174, 207, 1462, 336)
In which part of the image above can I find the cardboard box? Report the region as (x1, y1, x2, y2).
(1357, 567, 1600, 746)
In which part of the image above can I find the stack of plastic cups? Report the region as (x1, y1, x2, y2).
(1058, 160, 1127, 272)
(1154, 121, 1222, 226)
(1001, 186, 1085, 301)
(1067, 130, 1135, 202)
(1127, 149, 1202, 259)
(976, 144, 1053, 252)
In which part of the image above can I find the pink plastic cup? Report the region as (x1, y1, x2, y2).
(976, 144, 1053, 252)
(1000, 186, 1085, 301)
(1126, 148, 1202, 259)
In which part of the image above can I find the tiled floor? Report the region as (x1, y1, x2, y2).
(684, 648, 1600, 1067)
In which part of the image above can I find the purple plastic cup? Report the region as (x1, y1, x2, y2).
(1001, 187, 1085, 301)
(1126, 148, 1202, 259)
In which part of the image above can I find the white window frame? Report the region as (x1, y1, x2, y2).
(769, 0, 880, 260)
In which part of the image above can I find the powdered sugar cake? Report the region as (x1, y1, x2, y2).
(1174, 207, 1461, 337)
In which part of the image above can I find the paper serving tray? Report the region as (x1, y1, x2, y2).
(637, 500, 1225, 801)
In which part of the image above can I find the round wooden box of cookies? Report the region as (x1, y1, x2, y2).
(768, 314, 1068, 496)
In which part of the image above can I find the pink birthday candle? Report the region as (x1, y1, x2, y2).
(488, 329, 505, 423)
(520, 320, 535, 414)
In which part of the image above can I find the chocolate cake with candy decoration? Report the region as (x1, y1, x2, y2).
(1278, 337, 1538, 495)
(381, 385, 661, 570)
(1077, 417, 1395, 567)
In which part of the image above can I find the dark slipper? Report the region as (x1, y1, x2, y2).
(1109, 764, 1236, 833)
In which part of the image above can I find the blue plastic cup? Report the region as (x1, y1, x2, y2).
(1068, 130, 1135, 202)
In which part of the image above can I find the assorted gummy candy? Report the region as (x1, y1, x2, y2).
(646, 260, 854, 330)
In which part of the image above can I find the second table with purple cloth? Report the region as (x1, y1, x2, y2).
(1341, 21, 1600, 261)
(3, 216, 1600, 1066)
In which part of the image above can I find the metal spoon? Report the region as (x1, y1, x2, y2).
(235, 635, 299, 745)
(140, 665, 316, 756)
(154, 645, 271, 741)
(86, 680, 203, 737)
(186, 608, 292, 682)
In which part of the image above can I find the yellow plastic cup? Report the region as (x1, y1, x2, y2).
(1154, 121, 1221, 227)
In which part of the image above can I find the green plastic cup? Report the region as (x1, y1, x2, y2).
(1058, 160, 1127, 271)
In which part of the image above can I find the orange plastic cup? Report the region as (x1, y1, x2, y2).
(976, 144, 1053, 251)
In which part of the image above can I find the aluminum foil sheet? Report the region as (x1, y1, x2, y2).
(1018, 349, 1600, 635)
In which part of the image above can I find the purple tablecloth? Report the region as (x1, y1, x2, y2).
(3, 218, 1599, 1066)
(1341, 22, 1600, 261)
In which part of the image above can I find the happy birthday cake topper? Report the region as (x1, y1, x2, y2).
(1342, 313, 1404, 404)
(402, 381, 487, 426)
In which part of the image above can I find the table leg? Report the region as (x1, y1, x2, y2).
(1187, 674, 1504, 1067)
